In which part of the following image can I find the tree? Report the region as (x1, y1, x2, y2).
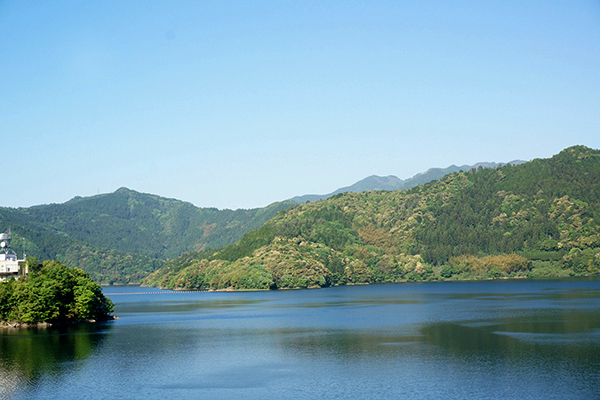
(0, 260, 114, 324)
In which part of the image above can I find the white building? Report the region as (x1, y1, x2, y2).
(0, 231, 26, 281)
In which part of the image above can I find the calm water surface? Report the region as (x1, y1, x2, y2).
(2, 278, 600, 399)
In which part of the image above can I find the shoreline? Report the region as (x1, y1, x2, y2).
(144, 273, 597, 293)
(0, 316, 118, 330)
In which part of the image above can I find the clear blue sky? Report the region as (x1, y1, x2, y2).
(2, 1, 599, 209)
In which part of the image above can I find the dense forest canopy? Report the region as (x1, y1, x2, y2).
(0, 161, 504, 285)
(0, 260, 114, 324)
(143, 146, 600, 290)
(1, 146, 598, 287)
(0, 190, 295, 284)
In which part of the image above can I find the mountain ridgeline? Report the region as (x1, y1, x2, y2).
(0, 191, 295, 284)
(143, 146, 600, 290)
(0, 160, 521, 285)
(290, 161, 524, 203)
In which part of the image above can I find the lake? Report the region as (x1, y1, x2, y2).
(2, 278, 600, 399)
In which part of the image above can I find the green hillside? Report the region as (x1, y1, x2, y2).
(0, 189, 295, 284)
(5, 188, 295, 259)
(0, 221, 163, 285)
(143, 145, 600, 290)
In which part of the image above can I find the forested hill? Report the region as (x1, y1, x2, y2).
(0, 189, 294, 284)
(0, 159, 525, 285)
(5, 188, 295, 259)
(143, 145, 600, 291)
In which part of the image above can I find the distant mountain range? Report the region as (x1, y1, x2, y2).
(291, 161, 525, 203)
(0, 159, 525, 284)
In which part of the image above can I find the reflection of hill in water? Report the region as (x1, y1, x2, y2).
(420, 313, 600, 364)
(0, 323, 112, 399)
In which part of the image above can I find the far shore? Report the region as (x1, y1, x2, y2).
(131, 274, 598, 293)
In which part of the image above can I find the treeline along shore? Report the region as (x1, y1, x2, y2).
(0, 259, 114, 327)
(142, 146, 600, 291)
(2, 146, 599, 294)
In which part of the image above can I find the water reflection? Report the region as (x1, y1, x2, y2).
(3, 280, 600, 399)
(265, 328, 421, 361)
(0, 323, 112, 399)
(420, 310, 600, 388)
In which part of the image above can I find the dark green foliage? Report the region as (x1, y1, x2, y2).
(417, 146, 600, 265)
(440, 265, 454, 278)
(309, 221, 358, 248)
(25, 256, 42, 275)
(1, 190, 295, 259)
(145, 146, 600, 291)
(55, 244, 163, 285)
(0, 189, 296, 283)
(210, 224, 277, 262)
(518, 250, 565, 261)
(0, 261, 114, 324)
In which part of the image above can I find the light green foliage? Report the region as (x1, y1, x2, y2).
(563, 248, 600, 274)
(144, 145, 600, 290)
(0, 261, 114, 323)
(446, 254, 531, 279)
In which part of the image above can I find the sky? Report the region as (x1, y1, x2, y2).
(1, 1, 599, 210)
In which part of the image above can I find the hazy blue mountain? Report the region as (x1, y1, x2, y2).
(291, 160, 525, 203)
